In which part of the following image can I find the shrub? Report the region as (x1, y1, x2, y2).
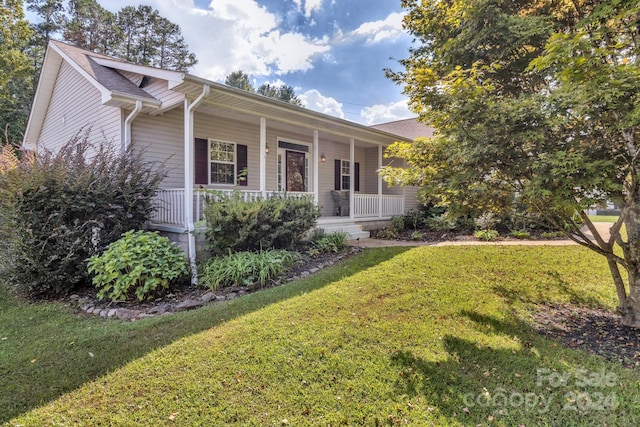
(198, 250, 297, 290)
(403, 208, 427, 230)
(510, 230, 532, 240)
(374, 228, 398, 239)
(541, 231, 566, 239)
(203, 192, 320, 255)
(87, 231, 188, 302)
(410, 230, 425, 241)
(309, 230, 348, 256)
(474, 229, 499, 241)
(391, 215, 405, 232)
(0, 129, 165, 296)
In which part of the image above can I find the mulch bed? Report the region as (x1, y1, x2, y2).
(531, 303, 640, 368)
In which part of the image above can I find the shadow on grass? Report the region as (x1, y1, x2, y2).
(390, 310, 632, 426)
(0, 246, 411, 423)
(493, 268, 604, 309)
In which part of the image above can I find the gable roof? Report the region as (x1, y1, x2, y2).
(25, 41, 415, 149)
(370, 118, 434, 140)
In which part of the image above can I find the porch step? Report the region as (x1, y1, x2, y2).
(316, 222, 370, 240)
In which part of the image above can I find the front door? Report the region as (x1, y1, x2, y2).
(286, 151, 306, 192)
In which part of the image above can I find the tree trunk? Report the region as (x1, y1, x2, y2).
(620, 267, 640, 328)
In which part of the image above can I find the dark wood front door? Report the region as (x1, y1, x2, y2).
(286, 151, 306, 192)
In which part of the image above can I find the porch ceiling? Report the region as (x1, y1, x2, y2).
(174, 78, 411, 148)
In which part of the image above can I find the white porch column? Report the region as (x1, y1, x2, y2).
(313, 130, 319, 204)
(378, 144, 383, 218)
(260, 117, 267, 197)
(184, 85, 210, 284)
(349, 138, 355, 219)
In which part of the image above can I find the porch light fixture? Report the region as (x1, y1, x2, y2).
(265, 144, 270, 154)
(320, 153, 326, 163)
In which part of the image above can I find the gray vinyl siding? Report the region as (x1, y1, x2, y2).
(404, 186, 422, 211)
(195, 113, 261, 191)
(37, 61, 121, 154)
(131, 108, 184, 188)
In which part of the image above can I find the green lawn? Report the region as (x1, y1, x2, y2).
(3, 246, 640, 426)
(588, 215, 619, 223)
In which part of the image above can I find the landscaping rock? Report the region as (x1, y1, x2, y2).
(225, 292, 237, 300)
(201, 292, 216, 303)
(175, 299, 203, 312)
(92, 308, 102, 315)
(99, 309, 108, 318)
(107, 309, 117, 318)
(115, 308, 141, 320)
(148, 303, 173, 315)
(81, 304, 94, 312)
(215, 295, 227, 301)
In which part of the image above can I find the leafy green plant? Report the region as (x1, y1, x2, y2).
(0, 129, 165, 297)
(410, 230, 425, 241)
(391, 215, 405, 232)
(510, 230, 532, 240)
(403, 208, 427, 230)
(87, 231, 188, 302)
(541, 231, 566, 239)
(474, 229, 499, 241)
(198, 249, 297, 290)
(309, 231, 348, 256)
(374, 228, 398, 239)
(204, 192, 320, 255)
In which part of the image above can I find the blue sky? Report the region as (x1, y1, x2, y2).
(98, 0, 415, 125)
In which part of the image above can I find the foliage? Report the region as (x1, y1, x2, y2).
(9, 246, 640, 426)
(386, 0, 640, 326)
(541, 231, 566, 240)
(410, 230, 424, 241)
(390, 215, 405, 232)
(225, 70, 254, 92)
(87, 231, 187, 302)
(0, 0, 35, 145)
(203, 192, 320, 256)
(510, 230, 532, 240)
(309, 230, 348, 256)
(0, 129, 165, 297)
(198, 249, 297, 290)
(474, 229, 499, 241)
(224, 70, 303, 105)
(403, 208, 427, 230)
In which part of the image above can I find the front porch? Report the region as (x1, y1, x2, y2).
(149, 188, 404, 229)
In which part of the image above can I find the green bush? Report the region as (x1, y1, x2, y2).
(87, 231, 188, 302)
(403, 208, 427, 230)
(198, 250, 297, 290)
(203, 192, 320, 255)
(410, 230, 425, 241)
(0, 129, 165, 297)
(391, 215, 405, 232)
(541, 231, 566, 239)
(474, 229, 500, 241)
(309, 230, 348, 256)
(510, 230, 532, 239)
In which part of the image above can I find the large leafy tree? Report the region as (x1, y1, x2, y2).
(385, 0, 640, 327)
(0, 0, 35, 145)
(225, 70, 255, 92)
(63, 0, 119, 54)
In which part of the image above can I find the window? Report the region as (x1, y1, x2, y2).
(340, 159, 350, 190)
(209, 139, 235, 184)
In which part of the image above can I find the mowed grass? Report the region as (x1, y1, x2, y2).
(5, 246, 640, 426)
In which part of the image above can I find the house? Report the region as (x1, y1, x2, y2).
(23, 40, 429, 264)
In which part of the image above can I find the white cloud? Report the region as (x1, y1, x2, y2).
(100, 0, 328, 81)
(293, 0, 324, 18)
(350, 12, 406, 44)
(360, 99, 413, 125)
(299, 89, 344, 119)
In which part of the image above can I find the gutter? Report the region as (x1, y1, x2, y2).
(123, 100, 142, 152)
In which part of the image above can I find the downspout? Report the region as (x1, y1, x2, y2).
(123, 100, 143, 152)
(185, 85, 210, 284)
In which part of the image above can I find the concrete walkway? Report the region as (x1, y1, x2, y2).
(348, 222, 614, 249)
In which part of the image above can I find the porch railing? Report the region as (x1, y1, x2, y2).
(151, 189, 315, 226)
(150, 189, 405, 226)
(353, 194, 404, 218)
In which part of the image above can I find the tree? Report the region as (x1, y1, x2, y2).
(0, 0, 35, 145)
(384, 0, 640, 326)
(225, 70, 255, 92)
(63, 0, 119, 54)
(225, 71, 302, 105)
(26, 0, 64, 45)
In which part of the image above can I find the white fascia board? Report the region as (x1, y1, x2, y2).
(91, 57, 185, 88)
